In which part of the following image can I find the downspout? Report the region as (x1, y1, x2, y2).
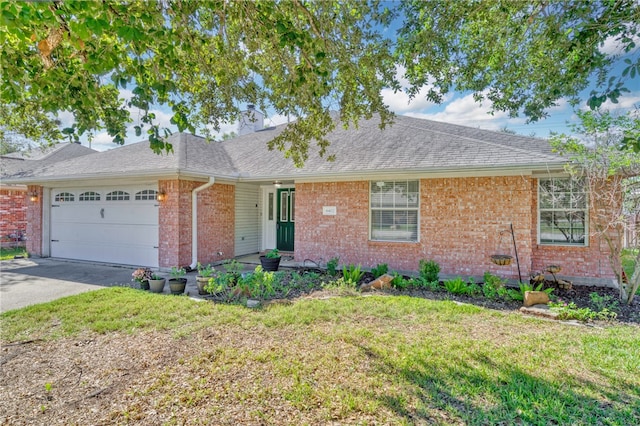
(190, 177, 215, 270)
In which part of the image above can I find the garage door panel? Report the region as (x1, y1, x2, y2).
(52, 223, 158, 246)
(52, 204, 157, 225)
(51, 241, 158, 267)
(51, 186, 159, 267)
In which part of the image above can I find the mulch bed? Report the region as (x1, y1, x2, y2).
(200, 269, 640, 324)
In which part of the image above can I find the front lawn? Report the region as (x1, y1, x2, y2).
(1, 288, 638, 425)
(0, 246, 27, 261)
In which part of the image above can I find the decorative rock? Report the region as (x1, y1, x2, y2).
(520, 305, 560, 320)
(360, 283, 373, 292)
(372, 274, 394, 289)
(246, 299, 260, 308)
(360, 274, 394, 292)
(523, 290, 550, 307)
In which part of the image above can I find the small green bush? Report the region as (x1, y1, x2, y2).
(391, 272, 410, 289)
(371, 263, 389, 278)
(342, 264, 364, 284)
(466, 277, 481, 296)
(321, 277, 359, 295)
(549, 301, 617, 322)
(443, 277, 469, 295)
(414, 277, 441, 291)
(482, 272, 507, 300)
(589, 292, 619, 312)
(326, 257, 340, 276)
(419, 259, 440, 282)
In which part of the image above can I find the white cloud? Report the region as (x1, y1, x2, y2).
(405, 93, 512, 130)
(382, 65, 451, 114)
(599, 33, 640, 56)
(598, 92, 640, 111)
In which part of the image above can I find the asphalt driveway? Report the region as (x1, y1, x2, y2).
(0, 258, 157, 313)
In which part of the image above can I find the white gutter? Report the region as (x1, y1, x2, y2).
(190, 177, 215, 270)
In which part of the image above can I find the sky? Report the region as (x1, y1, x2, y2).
(80, 12, 640, 152)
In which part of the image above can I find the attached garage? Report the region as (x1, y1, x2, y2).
(50, 185, 159, 267)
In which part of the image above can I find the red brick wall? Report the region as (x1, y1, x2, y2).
(530, 178, 616, 279)
(0, 187, 27, 241)
(295, 177, 533, 279)
(25, 185, 43, 255)
(158, 179, 200, 268)
(158, 180, 235, 268)
(196, 183, 235, 265)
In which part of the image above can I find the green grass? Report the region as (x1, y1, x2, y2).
(0, 246, 27, 260)
(2, 288, 639, 424)
(622, 248, 637, 279)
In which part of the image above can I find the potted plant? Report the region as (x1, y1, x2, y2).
(260, 248, 281, 272)
(132, 267, 153, 290)
(168, 266, 187, 295)
(196, 262, 215, 295)
(148, 273, 166, 293)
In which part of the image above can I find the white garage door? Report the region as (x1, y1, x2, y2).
(50, 186, 159, 267)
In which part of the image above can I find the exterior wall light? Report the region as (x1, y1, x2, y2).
(157, 189, 167, 202)
(29, 192, 39, 202)
(273, 181, 282, 188)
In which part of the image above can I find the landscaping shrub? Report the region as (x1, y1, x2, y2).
(321, 277, 359, 295)
(414, 277, 441, 291)
(419, 259, 440, 282)
(482, 271, 507, 300)
(342, 264, 364, 284)
(326, 257, 340, 276)
(371, 263, 389, 278)
(589, 292, 619, 312)
(549, 300, 618, 322)
(443, 277, 469, 295)
(391, 272, 411, 289)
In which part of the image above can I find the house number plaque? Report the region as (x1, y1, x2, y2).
(322, 206, 337, 216)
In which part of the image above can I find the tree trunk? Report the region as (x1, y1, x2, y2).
(624, 251, 640, 305)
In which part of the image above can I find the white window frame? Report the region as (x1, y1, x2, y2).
(79, 191, 101, 201)
(106, 190, 130, 201)
(369, 180, 420, 243)
(537, 177, 588, 246)
(54, 192, 75, 202)
(135, 189, 158, 201)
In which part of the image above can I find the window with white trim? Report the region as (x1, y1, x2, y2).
(79, 191, 100, 201)
(135, 189, 157, 200)
(54, 192, 74, 202)
(106, 191, 130, 201)
(538, 178, 587, 245)
(370, 180, 419, 242)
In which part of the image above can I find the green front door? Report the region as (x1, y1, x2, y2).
(276, 188, 295, 251)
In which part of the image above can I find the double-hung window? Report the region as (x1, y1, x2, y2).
(538, 178, 587, 245)
(370, 180, 419, 242)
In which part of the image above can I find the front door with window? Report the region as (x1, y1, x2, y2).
(276, 188, 295, 251)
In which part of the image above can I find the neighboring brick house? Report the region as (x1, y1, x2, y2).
(2, 113, 619, 286)
(0, 143, 95, 247)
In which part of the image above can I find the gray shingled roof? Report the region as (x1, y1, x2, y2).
(1, 143, 96, 177)
(2, 115, 567, 183)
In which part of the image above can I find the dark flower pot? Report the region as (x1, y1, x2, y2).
(140, 280, 150, 291)
(169, 278, 187, 295)
(149, 278, 166, 293)
(260, 256, 281, 272)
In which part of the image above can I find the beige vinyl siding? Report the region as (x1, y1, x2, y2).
(234, 183, 260, 256)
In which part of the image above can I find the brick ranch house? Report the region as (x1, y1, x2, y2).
(0, 143, 95, 247)
(2, 113, 619, 286)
